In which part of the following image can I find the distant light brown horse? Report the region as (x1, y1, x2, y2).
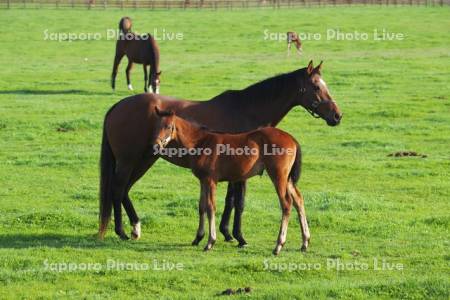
(153, 107, 309, 255)
(111, 17, 161, 93)
(287, 32, 302, 56)
(98, 61, 342, 247)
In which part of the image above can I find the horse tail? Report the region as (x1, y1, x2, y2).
(119, 17, 132, 34)
(98, 110, 116, 238)
(289, 140, 302, 185)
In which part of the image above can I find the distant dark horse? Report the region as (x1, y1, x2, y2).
(111, 17, 161, 93)
(154, 107, 308, 255)
(98, 61, 342, 247)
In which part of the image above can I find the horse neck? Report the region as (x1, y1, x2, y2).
(174, 117, 207, 149)
(149, 36, 160, 73)
(238, 87, 298, 128)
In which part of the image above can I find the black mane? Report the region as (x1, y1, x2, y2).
(211, 67, 305, 105)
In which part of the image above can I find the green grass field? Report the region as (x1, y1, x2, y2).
(0, 6, 449, 299)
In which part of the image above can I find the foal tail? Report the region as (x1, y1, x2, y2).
(98, 117, 115, 239)
(119, 17, 132, 34)
(289, 141, 302, 185)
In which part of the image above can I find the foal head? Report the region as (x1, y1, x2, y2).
(297, 61, 342, 126)
(154, 106, 176, 148)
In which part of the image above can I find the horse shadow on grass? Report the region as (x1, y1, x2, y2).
(0, 233, 193, 252)
(0, 89, 113, 96)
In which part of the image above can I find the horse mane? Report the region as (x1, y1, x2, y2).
(198, 124, 266, 134)
(211, 68, 305, 106)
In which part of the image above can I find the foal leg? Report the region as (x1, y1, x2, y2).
(232, 181, 248, 247)
(143, 64, 149, 93)
(112, 162, 134, 240)
(288, 182, 310, 251)
(219, 183, 234, 242)
(203, 179, 217, 251)
(126, 60, 134, 91)
(270, 176, 291, 255)
(192, 179, 212, 246)
(192, 200, 206, 246)
(296, 43, 303, 55)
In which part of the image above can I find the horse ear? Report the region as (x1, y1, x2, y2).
(155, 106, 174, 117)
(314, 61, 323, 74)
(155, 106, 162, 116)
(307, 60, 314, 75)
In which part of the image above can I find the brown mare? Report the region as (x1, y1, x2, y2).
(153, 107, 309, 255)
(287, 32, 302, 56)
(111, 17, 161, 93)
(98, 61, 342, 247)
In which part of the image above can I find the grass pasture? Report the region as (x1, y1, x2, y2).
(0, 6, 449, 299)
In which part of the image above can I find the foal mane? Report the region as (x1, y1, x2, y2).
(178, 117, 239, 134)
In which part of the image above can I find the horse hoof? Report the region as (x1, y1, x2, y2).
(127, 84, 134, 91)
(97, 230, 106, 240)
(237, 241, 247, 248)
(116, 230, 129, 240)
(131, 222, 141, 240)
(192, 233, 204, 246)
(224, 236, 234, 242)
(301, 245, 308, 252)
(235, 236, 247, 247)
(204, 240, 215, 251)
(273, 244, 283, 255)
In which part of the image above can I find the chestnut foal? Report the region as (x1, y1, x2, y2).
(153, 107, 310, 255)
(287, 31, 302, 56)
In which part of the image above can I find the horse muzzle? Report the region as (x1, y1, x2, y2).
(326, 112, 343, 126)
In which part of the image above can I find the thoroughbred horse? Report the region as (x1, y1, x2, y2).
(111, 17, 161, 93)
(98, 61, 342, 246)
(287, 32, 302, 56)
(153, 107, 308, 255)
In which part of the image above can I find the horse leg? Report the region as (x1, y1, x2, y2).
(123, 155, 159, 240)
(192, 178, 210, 246)
(232, 181, 247, 247)
(288, 182, 310, 252)
(126, 60, 134, 91)
(112, 161, 134, 240)
(267, 171, 291, 255)
(143, 64, 149, 93)
(296, 42, 303, 55)
(192, 199, 206, 246)
(202, 179, 217, 251)
(148, 67, 153, 93)
(219, 183, 234, 242)
(111, 49, 124, 90)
